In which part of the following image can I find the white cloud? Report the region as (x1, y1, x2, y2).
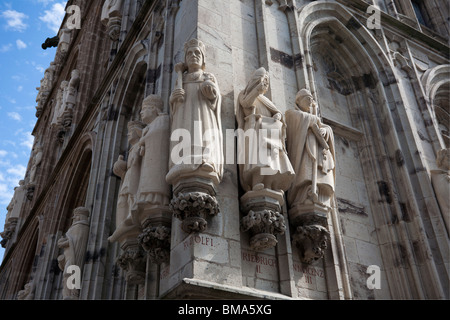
(7, 112, 22, 122)
(0, 150, 7, 157)
(20, 132, 34, 150)
(35, 65, 45, 73)
(1, 9, 28, 32)
(39, 2, 66, 34)
(0, 164, 26, 206)
(36, 0, 56, 6)
(16, 39, 27, 49)
(6, 165, 26, 179)
(17, 85, 23, 92)
(0, 43, 12, 53)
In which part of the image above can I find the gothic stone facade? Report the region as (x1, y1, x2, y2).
(0, 0, 448, 300)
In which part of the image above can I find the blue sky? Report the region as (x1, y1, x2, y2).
(0, 0, 66, 260)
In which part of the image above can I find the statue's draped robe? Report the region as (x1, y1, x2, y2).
(110, 141, 141, 241)
(167, 70, 223, 182)
(285, 109, 335, 208)
(138, 113, 171, 205)
(63, 220, 89, 270)
(236, 91, 294, 192)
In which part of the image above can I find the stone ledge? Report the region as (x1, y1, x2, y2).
(161, 278, 295, 300)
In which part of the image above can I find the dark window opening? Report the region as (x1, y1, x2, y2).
(411, 0, 430, 27)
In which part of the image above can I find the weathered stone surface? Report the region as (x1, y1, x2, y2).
(0, 0, 448, 301)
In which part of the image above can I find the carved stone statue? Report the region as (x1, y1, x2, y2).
(29, 145, 43, 185)
(101, 0, 124, 41)
(58, 28, 72, 55)
(431, 148, 450, 233)
(0, 180, 26, 247)
(62, 69, 80, 128)
(57, 207, 90, 300)
(236, 67, 294, 192)
(166, 38, 223, 233)
(167, 38, 223, 183)
(236, 67, 294, 251)
(286, 89, 335, 211)
(108, 121, 145, 244)
(51, 80, 69, 128)
(135, 95, 172, 263)
(285, 88, 335, 263)
(137, 95, 171, 212)
(35, 62, 56, 117)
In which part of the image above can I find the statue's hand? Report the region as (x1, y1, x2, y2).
(273, 113, 281, 121)
(200, 81, 217, 100)
(170, 88, 185, 104)
(139, 146, 145, 156)
(319, 127, 327, 137)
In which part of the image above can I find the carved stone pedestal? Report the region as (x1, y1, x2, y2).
(240, 189, 286, 251)
(107, 16, 122, 41)
(116, 240, 146, 285)
(63, 108, 73, 128)
(135, 204, 172, 265)
(168, 174, 220, 234)
(26, 184, 35, 201)
(289, 204, 330, 264)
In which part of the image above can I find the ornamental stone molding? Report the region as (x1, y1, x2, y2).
(170, 191, 219, 233)
(137, 224, 171, 265)
(116, 241, 146, 285)
(101, 0, 124, 41)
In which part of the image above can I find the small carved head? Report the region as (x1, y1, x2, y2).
(127, 120, 145, 143)
(184, 38, 206, 70)
(294, 224, 329, 264)
(246, 67, 269, 95)
(141, 95, 163, 124)
(295, 88, 315, 113)
(71, 207, 90, 222)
